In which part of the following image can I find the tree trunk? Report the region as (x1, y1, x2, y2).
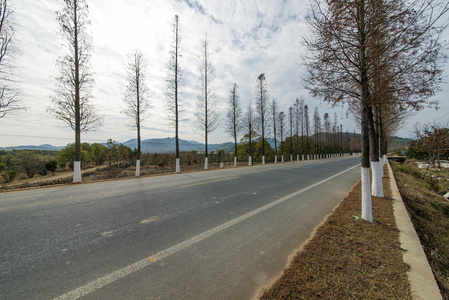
(359, 0, 372, 222)
(174, 15, 180, 173)
(368, 106, 383, 197)
(73, 1, 81, 183)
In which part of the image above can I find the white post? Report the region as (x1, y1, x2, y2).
(204, 157, 208, 170)
(262, 155, 266, 165)
(73, 161, 82, 183)
(176, 158, 180, 173)
(234, 156, 237, 167)
(249, 156, 252, 166)
(135, 159, 140, 177)
(361, 167, 373, 222)
(275, 155, 278, 164)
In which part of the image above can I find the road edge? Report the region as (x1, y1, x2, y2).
(252, 182, 360, 300)
(388, 161, 442, 300)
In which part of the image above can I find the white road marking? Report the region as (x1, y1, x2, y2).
(54, 164, 359, 300)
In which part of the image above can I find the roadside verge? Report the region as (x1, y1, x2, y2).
(388, 162, 442, 300)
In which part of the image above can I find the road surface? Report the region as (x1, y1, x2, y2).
(0, 156, 360, 299)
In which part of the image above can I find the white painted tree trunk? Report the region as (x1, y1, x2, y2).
(176, 158, 180, 173)
(302, 155, 304, 161)
(382, 154, 387, 165)
(281, 155, 284, 162)
(204, 157, 208, 170)
(274, 155, 277, 164)
(262, 155, 265, 165)
(361, 167, 373, 222)
(290, 155, 293, 161)
(135, 159, 140, 177)
(379, 157, 384, 177)
(307, 155, 310, 160)
(249, 156, 252, 166)
(234, 156, 237, 167)
(73, 161, 82, 183)
(297, 155, 299, 161)
(371, 161, 384, 197)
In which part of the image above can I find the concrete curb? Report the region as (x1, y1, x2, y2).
(387, 162, 442, 300)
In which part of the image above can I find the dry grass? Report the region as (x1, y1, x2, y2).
(261, 169, 411, 299)
(391, 160, 449, 299)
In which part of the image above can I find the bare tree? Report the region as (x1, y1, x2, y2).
(313, 106, 321, 157)
(278, 111, 286, 162)
(244, 101, 255, 166)
(226, 83, 242, 167)
(288, 106, 293, 161)
(165, 14, 182, 173)
(304, 105, 310, 159)
(294, 98, 301, 160)
(195, 34, 218, 170)
(255, 73, 269, 164)
(323, 113, 330, 156)
(122, 49, 150, 177)
(271, 98, 278, 163)
(304, 0, 448, 221)
(0, 0, 21, 118)
(49, 0, 100, 183)
(299, 98, 305, 159)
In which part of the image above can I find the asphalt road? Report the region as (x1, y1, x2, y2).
(0, 156, 360, 300)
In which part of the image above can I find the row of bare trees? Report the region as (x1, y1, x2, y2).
(0, 0, 21, 118)
(304, 0, 448, 221)
(225, 77, 355, 167)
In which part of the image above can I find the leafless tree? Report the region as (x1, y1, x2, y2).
(244, 101, 255, 165)
(278, 111, 285, 161)
(313, 106, 321, 156)
(304, 0, 448, 221)
(255, 73, 269, 164)
(271, 98, 278, 162)
(165, 14, 183, 173)
(195, 34, 218, 170)
(299, 98, 305, 157)
(323, 113, 330, 155)
(122, 49, 150, 177)
(288, 106, 293, 161)
(304, 105, 310, 157)
(49, 0, 100, 183)
(226, 83, 242, 167)
(293, 98, 301, 160)
(0, 0, 21, 118)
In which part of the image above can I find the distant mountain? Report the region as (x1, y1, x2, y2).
(0, 144, 64, 151)
(0, 133, 367, 153)
(123, 137, 236, 153)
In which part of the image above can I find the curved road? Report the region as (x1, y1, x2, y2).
(0, 156, 360, 299)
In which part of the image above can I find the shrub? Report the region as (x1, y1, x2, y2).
(45, 160, 58, 175)
(1, 169, 18, 182)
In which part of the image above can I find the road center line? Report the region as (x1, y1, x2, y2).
(54, 164, 359, 300)
(180, 176, 239, 188)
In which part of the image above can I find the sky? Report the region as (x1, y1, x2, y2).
(1, 0, 448, 148)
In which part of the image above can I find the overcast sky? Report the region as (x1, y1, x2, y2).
(1, 0, 448, 147)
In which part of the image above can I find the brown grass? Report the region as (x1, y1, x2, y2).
(391, 160, 449, 299)
(261, 169, 411, 299)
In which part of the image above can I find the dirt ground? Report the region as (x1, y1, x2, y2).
(261, 169, 412, 299)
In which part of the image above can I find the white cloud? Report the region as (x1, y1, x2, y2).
(1, 0, 445, 147)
